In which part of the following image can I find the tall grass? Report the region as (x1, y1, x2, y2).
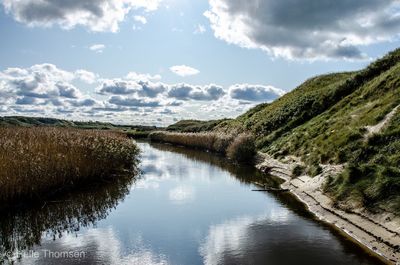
(149, 131, 255, 163)
(0, 127, 139, 203)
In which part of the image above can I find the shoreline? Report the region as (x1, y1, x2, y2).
(255, 152, 400, 265)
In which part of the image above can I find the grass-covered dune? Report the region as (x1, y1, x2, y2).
(0, 127, 140, 204)
(166, 48, 400, 214)
(166, 119, 230, 133)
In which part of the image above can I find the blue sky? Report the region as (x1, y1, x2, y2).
(1, 0, 400, 125)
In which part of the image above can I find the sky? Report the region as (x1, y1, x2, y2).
(0, 0, 400, 126)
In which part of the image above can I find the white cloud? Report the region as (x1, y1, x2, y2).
(75, 69, 97, 84)
(0, 64, 101, 115)
(134, 15, 147, 24)
(194, 24, 206, 34)
(2, 0, 163, 32)
(205, 0, 400, 60)
(89, 44, 106, 53)
(126, 71, 161, 81)
(0, 64, 286, 125)
(228, 84, 285, 102)
(170, 65, 200, 77)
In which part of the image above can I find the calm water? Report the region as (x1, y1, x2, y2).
(0, 141, 385, 265)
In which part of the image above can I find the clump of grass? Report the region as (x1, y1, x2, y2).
(0, 127, 140, 203)
(226, 134, 256, 163)
(292, 165, 305, 177)
(149, 131, 256, 163)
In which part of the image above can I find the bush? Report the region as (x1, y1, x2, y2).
(226, 134, 256, 163)
(292, 165, 305, 177)
(308, 164, 323, 177)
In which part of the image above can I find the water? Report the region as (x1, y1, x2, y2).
(0, 141, 385, 265)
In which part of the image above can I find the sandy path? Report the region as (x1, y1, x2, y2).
(366, 104, 400, 138)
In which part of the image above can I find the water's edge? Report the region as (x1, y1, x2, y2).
(255, 153, 399, 265)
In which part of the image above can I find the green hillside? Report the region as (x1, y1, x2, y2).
(166, 119, 229, 132)
(168, 48, 400, 213)
(222, 48, 400, 213)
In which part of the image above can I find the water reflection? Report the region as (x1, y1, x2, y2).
(0, 141, 386, 265)
(0, 172, 137, 263)
(145, 142, 282, 188)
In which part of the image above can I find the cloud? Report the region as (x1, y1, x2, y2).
(108, 95, 161, 107)
(69, 98, 97, 107)
(229, 84, 285, 102)
(0, 63, 286, 125)
(194, 24, 206, 34)
(75, 69, 97, 84)
(204, 0, 400, 59)
(97, 80, 140, 95)
(170, 65, 200, 77)
(168, 83, 225, 101)
(0, 63, 98, 113)
(96, 79, 166, 97)
(89, 44, 105, 53)
(2, 0, 162, 32)
(125, 72, 161, 81)
(134, 15, 147, 24)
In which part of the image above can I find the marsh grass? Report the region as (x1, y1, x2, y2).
(149, 131, 255, 163)
(0, 127, 139, 203)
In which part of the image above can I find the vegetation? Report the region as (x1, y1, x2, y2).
(226, 134, 256, 163)
(0, 127, 140, 203)
(149, 131, 255, 163)
(0, 171, 135, 259)
(166, 119, 229, 132)
(164, 47, 400, 214)
(126, 129, 152, 139)
(324, 110, 400, 213)
(292, 165, 305, 177)
(0, 116, 159, 136)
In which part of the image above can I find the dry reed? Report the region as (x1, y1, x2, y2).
(148, 131, 255, 163)
(0, 127, 139, 202)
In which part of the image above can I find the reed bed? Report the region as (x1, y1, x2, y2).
(149, 131, 255, 163)
(0, 127, 140, 203)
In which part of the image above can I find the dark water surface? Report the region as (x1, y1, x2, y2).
(0, 141, 385, 265)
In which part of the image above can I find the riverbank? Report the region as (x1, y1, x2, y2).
(255, 152, 400, 264)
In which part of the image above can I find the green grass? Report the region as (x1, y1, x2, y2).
(166, 119, 230, 132)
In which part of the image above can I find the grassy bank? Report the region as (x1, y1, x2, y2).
(0, 127, 140, 203)
(164, 48, 400, 215)
(148, 131, 255, 163)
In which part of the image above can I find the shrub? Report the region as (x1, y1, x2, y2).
(226, 134, 256, 163)
(308, 164, 323, 177)
(292, 165, 305, 177)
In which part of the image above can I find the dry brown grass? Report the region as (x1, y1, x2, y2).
(0, 127, 139, 203)
(226, 134, 256, 163)
(149, 131, 255, 163)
